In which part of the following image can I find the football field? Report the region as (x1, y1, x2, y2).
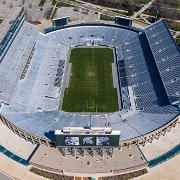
(62, 48, 119, 112)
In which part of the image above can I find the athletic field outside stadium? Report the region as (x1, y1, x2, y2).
(62, 48, 119, 112)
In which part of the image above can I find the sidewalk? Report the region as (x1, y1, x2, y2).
(0, 153, 45, 180)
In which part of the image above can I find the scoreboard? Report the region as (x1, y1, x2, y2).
(115, 16, 132, 27)
(52, 17, 70, 27)
(55, 127, 120, 147)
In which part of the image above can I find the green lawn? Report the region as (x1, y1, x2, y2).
(0, 19, 3, 24)
(62, 48, 119, 112)
(100, 14, 115, 21)
(38, 0, 45, 7)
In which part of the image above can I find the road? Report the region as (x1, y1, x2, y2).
(137, 0, 156, 15)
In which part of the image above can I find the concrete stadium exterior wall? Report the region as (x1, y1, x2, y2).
(0, 114, 179, 148)
(119, 116, 179, 149)
(0, 115, 55, 147)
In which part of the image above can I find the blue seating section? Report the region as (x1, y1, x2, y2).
(119, 30, 173, 111)
(145, 20, 180, 104)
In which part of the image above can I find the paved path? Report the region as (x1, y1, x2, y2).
(135, 155, 180, 180)
(0, 172, 12, 180)
(0, 153, 44, 180)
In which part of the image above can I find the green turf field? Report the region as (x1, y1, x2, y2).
(62, 48, 119, 112)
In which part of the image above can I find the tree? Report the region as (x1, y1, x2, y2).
(9, 2, 13, 9)
(157, 9, 164, 20)
(127, 8, 134, 16)
(2, 0, 6, 5)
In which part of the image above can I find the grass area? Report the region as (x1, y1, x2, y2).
(176, 24, 180, 31)
(176, 38, 180, 46)
(135, 18, 149, 24)
(51, 0, 57, 6)
(30, 167, 73, 180)
(100, 14, 114, 21)
(111, 9, 127, 16)
(56, 1, 76, 8)
(103, 168, 148, 180)
(134, 0, 151, 4)
(62, 48, 119, 112)
(161, 0, 180, 9)
(38, 0, 46, 7)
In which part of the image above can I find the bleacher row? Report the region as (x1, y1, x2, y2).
(0, 22, 39, 103)
(1, 107, 178, 142)
(2, 29, 69, 112)
(49, 25, 138, 48)
(1, 24, 139, 112)
(0, 20, 179, 142)
(145, 20, 180, 104)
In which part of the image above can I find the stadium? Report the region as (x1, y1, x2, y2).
(0, 7, 179, 179)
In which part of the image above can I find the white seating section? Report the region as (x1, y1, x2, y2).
(0, 22, 39, 103)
